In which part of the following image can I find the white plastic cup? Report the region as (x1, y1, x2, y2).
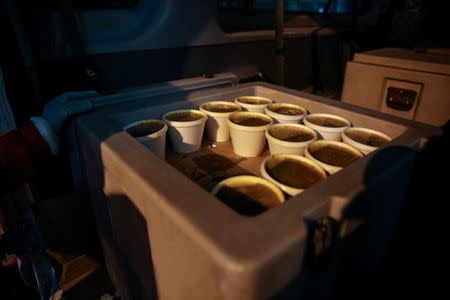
(303, 113, 351, 141)
(265, 123, 317, 155)
(124, 120, 168, 159)
(260, 154, 327, 196)
(234, 96, 273, 113)
(342, 127, 392, 155)
(199, 101, 241, 142)
(264, 103, 307, 124)
(305, 140, 363, 174)
(211, 175, 285, 215)
(163, 109, 207, 153)
(227, 111, 273, 157)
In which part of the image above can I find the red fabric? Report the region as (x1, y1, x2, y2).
(0, 121, 52, 229)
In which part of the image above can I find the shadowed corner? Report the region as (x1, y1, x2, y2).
(270, 145, 420, 300)
(332, 121, 449, 300)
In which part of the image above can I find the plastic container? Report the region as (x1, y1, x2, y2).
(124, 119, 168, 159)
(163, 109, 207, 153)
(227, 111, 273, 157)
(264, 103, 307, 124)
(304, 113, 351, 141)
(265, 123, 317, 155)
(235, 96, 273, 113)
(211, 175, 285, 216)
(78, 81, 438, 300)
(199, 101, 241, 142)
(261, 154, 326, 196)
(342, 127, 392, 154)
(305, 140, 363, 174)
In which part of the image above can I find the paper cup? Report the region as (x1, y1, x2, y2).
(227, 111, 273, 157)
(235, 96, 273, 113)
(342, 127, 392, 155)
(261, 154, 326, 196)
(264, 103, 307, 124)
(265, 123, 317, 155)
(163, 109, 207, 153)
(211, 175, 285, 216)
(124, 119, 168, 159)
(305, 140, 363, 174)
(304, 113, 351, 141)
(199, 101, 241, 142)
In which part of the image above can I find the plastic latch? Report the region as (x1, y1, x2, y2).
(310, 216, 340, 269)
(386, 87, 417, 111)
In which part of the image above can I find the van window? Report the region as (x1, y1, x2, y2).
(219, 0, 352, 14)
(37, 0, 139, 10)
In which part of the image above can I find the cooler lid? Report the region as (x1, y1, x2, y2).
(354, 48, 450, 76)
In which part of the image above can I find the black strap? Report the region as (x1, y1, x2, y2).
(324, 0, 334, 14)
(274, 47, 287, 55)
(311, 29, 323, 94)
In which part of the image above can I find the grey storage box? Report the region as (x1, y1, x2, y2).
(342, 48, 450, 126)
(76, 82, 439, 300)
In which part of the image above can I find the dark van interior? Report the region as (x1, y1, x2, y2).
(0, 1, 448, 299)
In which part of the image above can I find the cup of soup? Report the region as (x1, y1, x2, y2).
(235, 96, 273, 113)
(261, 154, 327, 196)
(264, 102, 307, 124)
(211, 175, 285, 216)
(342, 127, 392, 154)
(199, 101, 241, 142)
(227, 111, 273, 157)
(124, 119, 168, 159)
(163, 109, 207, 153)
(304, 113, 351, 141)
(265, 123, 317, 155)
(305, 140, 363, 174)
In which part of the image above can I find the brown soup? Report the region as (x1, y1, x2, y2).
(347, 130, 390, 147)
(266, 158, 324, 189)
(165, 111, 204, 122)
(311, 145, 360, 167)
(307, 115, 348, 128)
(126, 121, 165, 137)
(237, 97, 271, 105)
(231, 116, 271, 127)
(216, 184, 280, 216)
(269, 126, 314, 142)
(268, 105, 305, 116)
(202, 103, 240, 113)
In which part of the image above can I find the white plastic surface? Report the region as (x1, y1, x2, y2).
(76, 82, 437, 300)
